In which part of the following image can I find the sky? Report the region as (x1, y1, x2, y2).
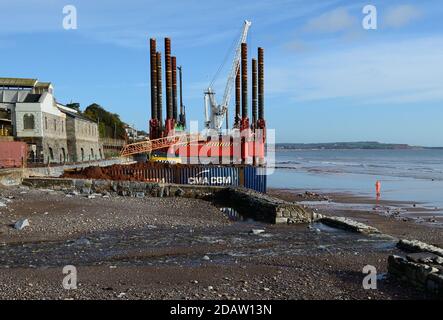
(0, 0, 442, 146)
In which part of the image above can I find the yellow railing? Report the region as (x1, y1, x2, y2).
(0, 128, 10, 136)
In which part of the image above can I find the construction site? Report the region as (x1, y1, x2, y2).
(62, 20, 268, 193)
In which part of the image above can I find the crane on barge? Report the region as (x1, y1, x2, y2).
(204, 20, 251, 132)
(120, 20, 266, 163)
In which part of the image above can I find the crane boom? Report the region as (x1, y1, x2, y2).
(221, 20, 251, 114)
(205, 20, 251, 131)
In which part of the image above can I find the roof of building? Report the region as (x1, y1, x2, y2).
(0, 78, 38, 88)
(23, 94, 42, 103)
(57, 103, 78, 113)
(58, 106, 97, 123)
(35, 82, 52, 89)
(0, 90, 29, 103)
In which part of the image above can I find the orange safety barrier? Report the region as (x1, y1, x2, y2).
(120, 133, 202, 157)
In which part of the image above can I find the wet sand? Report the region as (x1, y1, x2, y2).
(268, 188, 443, 247)
(0, 185, 438, 300)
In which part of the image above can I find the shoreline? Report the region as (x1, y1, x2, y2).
(268, 188, 443, 247)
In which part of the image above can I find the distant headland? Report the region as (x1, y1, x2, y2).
(276, 142, 443, 150)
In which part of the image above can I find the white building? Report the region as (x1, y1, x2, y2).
(0, 77, 101, 163)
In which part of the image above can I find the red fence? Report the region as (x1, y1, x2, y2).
(0, 141, 27, 169)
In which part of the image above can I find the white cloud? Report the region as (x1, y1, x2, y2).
(384, 5, 423, 28)
(303, 8, 358, 33)
(267, 36, 443, 105)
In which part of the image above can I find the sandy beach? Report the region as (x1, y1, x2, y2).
(268, 189, 443, 246)
(0, 184, 440, 300)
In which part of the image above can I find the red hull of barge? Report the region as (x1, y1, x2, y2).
(172, 140, 265, 158)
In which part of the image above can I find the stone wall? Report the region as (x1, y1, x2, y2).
(26, 159, 128, 178)
(41, 136, 69, 163)
(15, 110, 42, 137)
(21, 177, 313, 224)
(42, 112, 67, 140)
(397, 239, 443, 257)
(65, 114, 102, 162)
(73, 140, 103, 162)
(319, 216, 380, 234)
(388, 239, 443, 297)
(22, 177, 223, 199)
(388, 253, 443, 296)
(19, 135, 69, 164)
(74, 116, 99, 141)
(214, 187, 314, 224)
(0, 159, 128, 187)
(16, 110, 68, 164)
(100, 138, 126, 158)
(65, 116, 76, 161)
(0, 169, 24, 186)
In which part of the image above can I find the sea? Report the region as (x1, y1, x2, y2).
(268, 149, 443, 211)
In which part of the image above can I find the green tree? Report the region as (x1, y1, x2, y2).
(66, 103, 81, 111)
(83, 103, 126, 139)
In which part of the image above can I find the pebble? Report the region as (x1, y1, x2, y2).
(249, 229, 265, 235)
(14, 219, 30, 230)
(74, 237, 91, 246)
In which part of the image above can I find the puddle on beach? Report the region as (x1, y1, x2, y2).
(216, 202, 275, 224)
(218, 207, 258, 222)
(0, 219, 398, 269)
(299, 199, 443, 227)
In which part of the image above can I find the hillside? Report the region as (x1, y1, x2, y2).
(275, 142, 434, 150)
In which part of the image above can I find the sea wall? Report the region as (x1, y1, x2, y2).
(214, 187, 314, 224)
(388, 239, 443, 296)
(0, 159, 128, 187)
(0, 169, 24, 186)
(319, 216, 380, 234)
(22, 177, 220, 198)
(21, 177, 313, 224)
(26, 159, 128, 178)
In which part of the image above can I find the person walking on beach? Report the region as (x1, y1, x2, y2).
(375, 180, 381, 199)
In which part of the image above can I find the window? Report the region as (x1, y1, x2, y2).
(23, 114, 35, 130)
(54, 119, 57, 131)
(48, 147, 54, 161)
(45, 116, 48, 130)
